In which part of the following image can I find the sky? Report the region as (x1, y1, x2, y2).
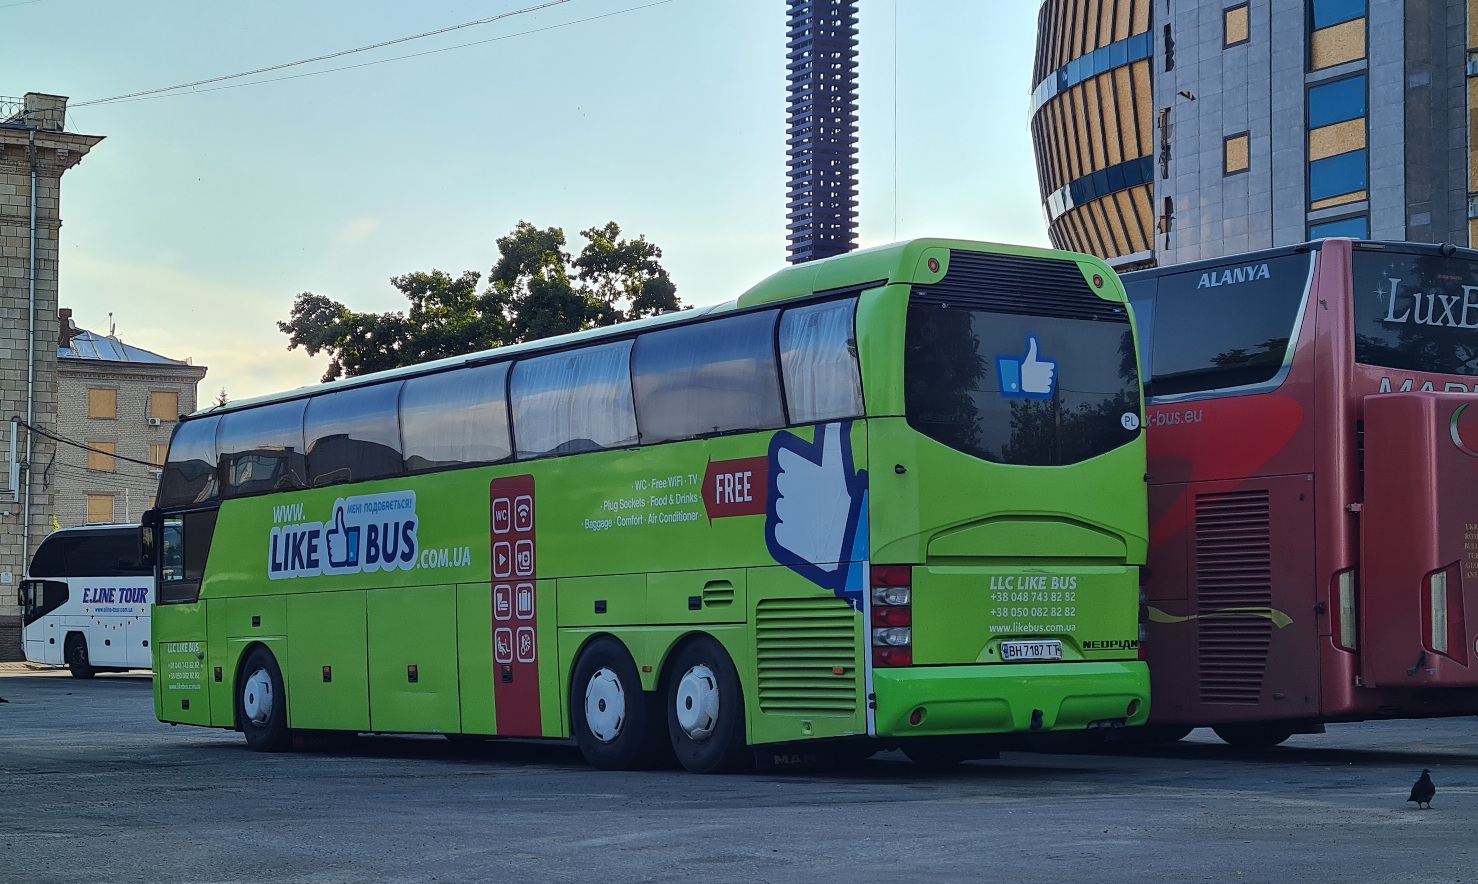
(5, 0, 1051, 401)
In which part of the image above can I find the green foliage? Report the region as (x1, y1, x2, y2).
(280, 221, 681, 382)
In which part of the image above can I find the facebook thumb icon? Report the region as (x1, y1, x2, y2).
(996, 335, 1057, 400)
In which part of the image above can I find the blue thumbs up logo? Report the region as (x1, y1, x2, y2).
(997, 335, 1057, 400)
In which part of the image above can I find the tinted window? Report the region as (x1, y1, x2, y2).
(217, 401, 308, 497)
(511, 341, 637, 458)
(1310, 216, 1368, 240)
(1132, 253, 1311, 397)
(633, 311, 783, 443)
(1310, 150, 1367, 201)
(29, 529, 148, 578)
(1353, 251, 1478, 377)
(780, 299, 864, 424)
(1311, 0, 1364, 29)
(400, 362, 512, 471)
(304, 382, 404, 487)
(158, 416, 221, 508)
(904, 302, 1141, 466)
(1308, 75, 1366, 128)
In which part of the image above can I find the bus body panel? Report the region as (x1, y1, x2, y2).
(1359, 391, 1478, 687)
(149, 239, 1151, 763)
(1130, 238, 1478, 735)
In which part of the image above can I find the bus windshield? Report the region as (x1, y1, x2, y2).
(1353, 250, 1478, 377)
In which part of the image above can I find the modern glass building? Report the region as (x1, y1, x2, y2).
(1030, 0, 1474, 268)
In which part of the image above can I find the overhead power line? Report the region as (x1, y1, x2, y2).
(74, 0, 578, 107)
(13, 417, 163, 469)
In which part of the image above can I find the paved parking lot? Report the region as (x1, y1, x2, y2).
(2, 668, 1475, 884)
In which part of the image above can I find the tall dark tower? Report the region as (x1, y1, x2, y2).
(785, 0, 859, 264)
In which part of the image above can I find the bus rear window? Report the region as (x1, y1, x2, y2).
(904, 301, 1141, 467)
(1132, 253, 1311, 398)
(1353, 251, 1478, 377)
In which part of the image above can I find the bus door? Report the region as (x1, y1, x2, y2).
(1358, 392, 1478, 687)
(20, 578, 68, 663)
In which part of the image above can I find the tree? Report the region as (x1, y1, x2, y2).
(280, 221, 679, 382)
(213, 388, 229, 407)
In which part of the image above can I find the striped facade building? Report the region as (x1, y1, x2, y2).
(1030, 0, 1478, 268)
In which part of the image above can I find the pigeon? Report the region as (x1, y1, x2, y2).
(1408, 769, 1436, 809)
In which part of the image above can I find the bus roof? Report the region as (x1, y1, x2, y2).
(194, 237, 1106, 420)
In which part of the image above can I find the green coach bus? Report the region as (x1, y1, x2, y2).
(145, 238, 1150, 772)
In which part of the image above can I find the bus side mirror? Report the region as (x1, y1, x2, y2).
(139, 509, 159, 567)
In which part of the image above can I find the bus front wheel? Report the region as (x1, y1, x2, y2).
(665, 636, 751, 774)
(65, 634, 95, 679)
(569, 637, 667, 771)
(237, 646, 292, 752)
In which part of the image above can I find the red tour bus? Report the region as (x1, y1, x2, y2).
(1122, 238, 1478, 747)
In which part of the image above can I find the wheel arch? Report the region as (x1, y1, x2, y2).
(230, 639, 284, 731)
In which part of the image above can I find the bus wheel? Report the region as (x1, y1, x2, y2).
(665, 636, 751, 774)
(64, 634, 95, 679)
(570, 637, 666, 771)
(238, 646, 292, 752)
(1212, 723, 1294, 749)
(902, 737, 971, 770)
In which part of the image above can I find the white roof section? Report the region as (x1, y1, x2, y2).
(60, 329, 190, 365)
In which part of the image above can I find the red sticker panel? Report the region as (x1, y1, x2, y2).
(490, 475, 541, 736)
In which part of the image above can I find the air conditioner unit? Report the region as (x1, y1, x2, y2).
(146, 417, 163, 427)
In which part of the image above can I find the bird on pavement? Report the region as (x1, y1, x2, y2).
(1408, 769, 1436, 809)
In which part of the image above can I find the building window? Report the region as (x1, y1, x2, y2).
(87, 441, 117, 472)
(1310, 215, 1368, 239)
(1224, 4, 1249, 47)
(1310, 0, 1365, 30)
(86, 494, 115, 524)
(88, 388, 117, 420)
(1224, 132, 1251, 175)
(1309, 0, 1365, 70)
(150, 444, 168, 466)
(1309, 149, 1368, 202)
(150, 391, 181, 422)
(1308, 75, 1367, 128)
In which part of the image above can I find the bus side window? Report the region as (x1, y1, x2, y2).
(632, 310, 784, 443)
(217, 401, 308, 497)
(304, 381, 405, 486)
(158, 510, 217, 604)
(778, 298, 864, 424)
(510, 341, 637, 459)
(401, 362, 513, 472)
(158, 415, 222, 508)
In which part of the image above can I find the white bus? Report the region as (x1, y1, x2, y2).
(18, 524, 153, 677)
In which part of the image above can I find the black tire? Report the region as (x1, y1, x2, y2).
(902, 738, 972, 770)
(65, 634, 95, 679)
(1212, 722, 1294, 749)
(237, 646, 292, 752)
(570, 636, 668, 771)
(665, 636, 751, 774)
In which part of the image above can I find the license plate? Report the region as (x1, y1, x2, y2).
(1000, 640, 1063, 662)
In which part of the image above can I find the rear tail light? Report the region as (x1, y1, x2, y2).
(1422, 565, 1466, 664)
(1334, 569, 1358, 651)
(871, 565, 912, 668)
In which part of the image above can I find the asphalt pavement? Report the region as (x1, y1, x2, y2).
(2, 669, 1474, 884)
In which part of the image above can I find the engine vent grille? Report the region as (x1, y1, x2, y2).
(1195, 490, 1273, 704)
(755, 597, 859, 716)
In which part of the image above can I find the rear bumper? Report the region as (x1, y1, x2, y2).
(873, 660, 1150, 738)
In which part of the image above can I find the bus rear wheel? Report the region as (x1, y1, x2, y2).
(570, 637, 667, 771)
(65, 634, 95, 679)
(237, 646, 292, 752)
(665, 636, 750, 774)
(1212, 722, 1294, 749)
